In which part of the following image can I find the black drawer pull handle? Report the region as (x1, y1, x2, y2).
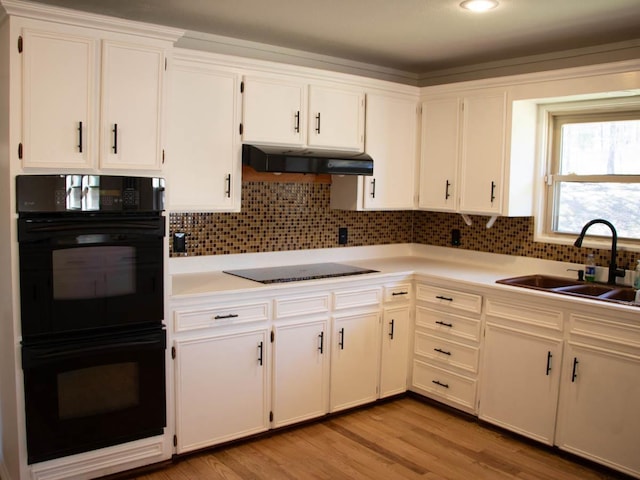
(258, 341, 263, 366)
(435, 320, 453, 328)
(318, 331, 324, 354)
(434, 348, 451, 356)
(445, 179, 451, 200)
(435, 295, 453, 302)
(78, 121, 83, 153)
(112, 123, 118, 154)
(389, 319, 395, 340)
(370, 178, 376, 198)
(432, 380, 449, 389)
(546, 351, 552, 376)
(315, 112, 321, 133)
(392, 291, 408, 296)
(214, 313, 239, 320)
(338, 327, 345, 350)
(225, 174, 231, 198)
(294, 111, 300, 133)
(571, 357, 579, 382)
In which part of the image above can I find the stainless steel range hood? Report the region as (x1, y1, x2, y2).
(242, 144, 373, 176)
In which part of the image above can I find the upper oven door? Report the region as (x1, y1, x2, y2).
(18, 215, 165, 340)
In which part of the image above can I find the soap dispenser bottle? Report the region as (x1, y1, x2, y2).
(634, 259, 640, 290)
(585, 253, 596, 282)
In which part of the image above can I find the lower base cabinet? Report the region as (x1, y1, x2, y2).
(479, 323, 563, 445)
(380, 305, 410, 398)
(174, 328, 270, 453)
(330, 311, 381, 412)
(272, 318, 329, 428)
(555, 342, 640, 478)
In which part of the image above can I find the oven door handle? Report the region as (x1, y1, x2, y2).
(22, 329, 166, 367)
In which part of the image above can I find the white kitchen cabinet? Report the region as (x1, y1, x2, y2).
(419, 88, 536, 216)
(174, 328, 270, 453)
(241, 75, 364, 153)
(272, 318, 329, 427)
(99, 41, 165, 170)
(166, 51, 241, 211)
(479, 323, 563, 445)
(379, 304, 410, 397)
(330, 92, 418, 211)
(330, 311, 381, 412)
(555, 313, 640, 478)
(20, 28, 95, 169)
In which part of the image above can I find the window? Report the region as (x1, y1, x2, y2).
(543, 102, 640, 244)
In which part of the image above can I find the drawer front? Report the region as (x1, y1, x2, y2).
(333, 287, 381, 311)
(383, 283, 412, 303)
(412, 360, 477, 411)
(486, 298, 563, 332)
(174, 301, 270, 332)
(275, 294, 330, 319)
(416, 284, 482, 315)
(414, 331, 479, 373)
(415, 306, 481, 342)
(570, 313, 640, 349)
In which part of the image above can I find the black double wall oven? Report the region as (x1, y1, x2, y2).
(17, 175, 167, 465)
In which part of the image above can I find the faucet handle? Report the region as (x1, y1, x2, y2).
(567, 268, 584, 281)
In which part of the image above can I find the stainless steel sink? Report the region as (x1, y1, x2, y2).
(497, 275, 638, 306)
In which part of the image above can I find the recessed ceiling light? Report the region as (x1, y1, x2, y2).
(460, 0, 499, 12)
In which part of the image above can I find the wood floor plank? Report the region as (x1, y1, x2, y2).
(120, 397, 630, 480)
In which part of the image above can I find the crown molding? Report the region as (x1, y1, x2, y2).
(0, 0, 184, 42)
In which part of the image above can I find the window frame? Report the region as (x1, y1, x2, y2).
(534, 96, 640, 252)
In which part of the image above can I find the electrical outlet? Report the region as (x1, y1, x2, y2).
(451, 229, 461, 246)
(338, 227, 348, 245)
(173, 232, 186, 253)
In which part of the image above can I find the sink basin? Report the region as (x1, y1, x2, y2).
(497, 274, 638, 306)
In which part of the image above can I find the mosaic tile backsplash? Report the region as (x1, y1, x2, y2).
(169, 181, 637, 270)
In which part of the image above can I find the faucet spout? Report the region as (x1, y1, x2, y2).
(574, 219, 625, 285)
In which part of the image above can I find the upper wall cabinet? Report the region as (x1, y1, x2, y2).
(241, 75, 365, 153)
(331, 91, 418, 210)
(16, 16, 180, 172)
(419, 88, 536, 216)
(165, 50, 241, 212)
(21, 29, 95, 169)
(99, 41, 165, 170)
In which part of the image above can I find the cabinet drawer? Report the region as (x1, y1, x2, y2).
(275, 294, 330, 319)
(416, 284, 481, 314)
(570, 313, 640, 349)
(414, 331, 479, 373)
(486, 298, 563, 332)
(333, 287, 381, 311)
(174, 301, 270, 332)
(383, 283, 412, 303)
(415, 306, 481, 342)
(412, 360, 477, 411)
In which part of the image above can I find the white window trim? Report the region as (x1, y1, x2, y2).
(533, 96, 640, 253)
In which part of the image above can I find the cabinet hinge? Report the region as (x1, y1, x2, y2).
(173, 435, 177, 447)
(162, 149, 165, 164)
(269, 411, 273, 422)
(270, 329, 274, 343)
(18, 36, 23, 53)
(240, 81, 244, 93)
(18, 143, 23, 159)
(239, 123, 243, 135)
(171, 346, 176, 359)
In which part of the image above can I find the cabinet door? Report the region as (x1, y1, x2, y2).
(167, 59, 240, 211)
(330, 312, 380, 412)
(458, 91, 506, 215)
(307, 85, 364, 152)
(380, 305, 410, 398)
(100, 41, 164, 170)
(21, 29, 95, 169)
(556, 343, 640, 477)
(363, 93, 417, 210)
(272, 319, 329, 428)
(241, 76, 305, 148)
(479, 323, 563, 445)
(174, 329, 269, 453)
(418, 97, 459, 211)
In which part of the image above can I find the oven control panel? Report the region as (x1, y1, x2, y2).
(16, 175, 165, 213)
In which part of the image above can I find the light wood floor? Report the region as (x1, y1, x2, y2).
(128, 397, 629, 480)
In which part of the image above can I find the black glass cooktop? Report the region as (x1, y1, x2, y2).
(224, 262, 378, 284)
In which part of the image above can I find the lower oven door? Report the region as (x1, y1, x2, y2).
(22, 327, 166, 464)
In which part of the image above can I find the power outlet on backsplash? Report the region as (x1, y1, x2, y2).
(338, 227, 348, 245)
(173, 232, 187, 253)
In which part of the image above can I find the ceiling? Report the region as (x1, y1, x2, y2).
(19, 0, 640, 85)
